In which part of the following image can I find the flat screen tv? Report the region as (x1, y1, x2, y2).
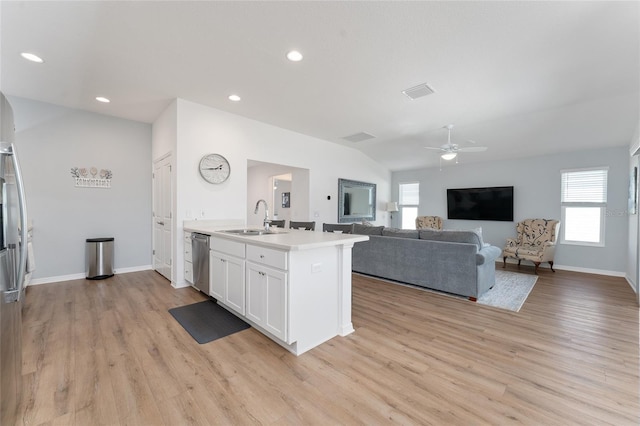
(447, 186, 514, 221)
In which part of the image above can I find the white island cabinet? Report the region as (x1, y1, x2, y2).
(184, 224, 368, 356)
(210, 236, 245, 316)
(246, 245, 288, 341)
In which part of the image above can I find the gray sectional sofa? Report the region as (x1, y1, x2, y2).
(350, 224, 502, 300)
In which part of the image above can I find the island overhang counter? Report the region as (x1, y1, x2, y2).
(183, 225, 368, 355)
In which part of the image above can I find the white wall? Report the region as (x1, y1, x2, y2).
(392, 146, 629, 275)
(154, 98, 391, 286)
(9, 96, 152, 282)
(152, 100, 177, 160)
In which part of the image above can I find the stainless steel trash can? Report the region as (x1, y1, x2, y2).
(86, 237, 114, 279)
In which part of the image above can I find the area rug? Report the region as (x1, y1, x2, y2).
(169, 300, 250, 344)
(478, 270, 538, 312)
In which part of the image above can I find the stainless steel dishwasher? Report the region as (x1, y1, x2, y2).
(191, 233, 210, 295)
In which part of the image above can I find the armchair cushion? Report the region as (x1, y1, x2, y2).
(415, 216, 443, 230)
(515, 219, 559, 246)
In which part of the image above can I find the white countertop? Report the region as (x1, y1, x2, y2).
(184, 224, 368, 251)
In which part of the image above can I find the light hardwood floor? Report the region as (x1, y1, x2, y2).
(19, 265, 639, 425)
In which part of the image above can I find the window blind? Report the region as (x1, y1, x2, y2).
(399, 183, 419, 205)
(561, 168, 608, 203)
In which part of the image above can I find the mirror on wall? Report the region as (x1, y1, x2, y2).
(338, 178, 376, 223)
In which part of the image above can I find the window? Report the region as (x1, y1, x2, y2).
(399, 182, 419, 229)
(560, 167, 608, 246)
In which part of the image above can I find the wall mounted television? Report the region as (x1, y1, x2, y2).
(447, 186, 514, 222)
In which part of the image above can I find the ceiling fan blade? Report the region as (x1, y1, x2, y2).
(423, 146, 444, 151)
(457, 146, 488, 152)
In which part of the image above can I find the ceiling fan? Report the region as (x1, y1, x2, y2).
(424, 125, 488, 161)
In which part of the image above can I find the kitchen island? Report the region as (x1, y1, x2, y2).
(183, 223, 368, 355)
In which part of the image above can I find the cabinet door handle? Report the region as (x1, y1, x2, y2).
(157, 221, 164, 225)
(260, 255, 265, 259)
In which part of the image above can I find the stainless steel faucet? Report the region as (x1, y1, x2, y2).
(254, 199, 270, 230)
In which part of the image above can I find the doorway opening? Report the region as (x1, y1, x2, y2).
(247, 160, 309, 229)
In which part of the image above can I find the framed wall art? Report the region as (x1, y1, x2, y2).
(282, 192, 290, 208)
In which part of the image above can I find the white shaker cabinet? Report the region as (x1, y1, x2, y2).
(245, 264, 287, 341)
(210, 237, 246, 316)
(184, 232, 193, 284)
(246, 244, 288, 342)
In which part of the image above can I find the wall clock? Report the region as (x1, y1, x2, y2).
(199, 153, 230, 184)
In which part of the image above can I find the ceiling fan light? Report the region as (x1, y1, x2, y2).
(441, 152, 457, 161)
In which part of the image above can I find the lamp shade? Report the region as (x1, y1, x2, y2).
(441, 152, 457, 161)
(386, 202, 399, 212)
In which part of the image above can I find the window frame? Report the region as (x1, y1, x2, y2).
(560, 167, 608, 247)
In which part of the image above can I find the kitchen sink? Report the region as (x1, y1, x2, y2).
(222, 229, 285, 236)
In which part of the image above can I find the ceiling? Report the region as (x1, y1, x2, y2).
(2, 1, 638, 171)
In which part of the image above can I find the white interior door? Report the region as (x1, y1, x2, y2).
(153, 155, 172, 281)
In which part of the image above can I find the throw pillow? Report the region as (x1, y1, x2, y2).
(352, 223, 384, 235)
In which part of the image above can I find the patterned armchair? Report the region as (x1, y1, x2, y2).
(503, 219, 560, 274)
(415, 216, 443, 230)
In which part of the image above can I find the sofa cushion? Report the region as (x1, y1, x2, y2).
(352, 223, 384, 235)
(382, 228, 419, 239)
(419, 229, 484, 250)
(322, 223, 353, 233)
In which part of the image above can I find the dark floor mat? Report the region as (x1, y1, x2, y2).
(169, 300, 250, 344)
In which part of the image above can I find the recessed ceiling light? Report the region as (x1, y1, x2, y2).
(286, 50, 303, 62)
(20, 52, 44, 63)
(228, 94, 241, 102)
(95, 97, 110, 103)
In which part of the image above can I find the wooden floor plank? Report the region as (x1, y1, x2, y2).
(19, 266, 639, 425)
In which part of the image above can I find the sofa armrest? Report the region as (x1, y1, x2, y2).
(476, 245, 502, 265)
(505, 238, 517, 248)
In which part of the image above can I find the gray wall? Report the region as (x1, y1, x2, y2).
(628, 124, 639, 295)
(392, 146, 629, 274)
(9, 97, 152, 281)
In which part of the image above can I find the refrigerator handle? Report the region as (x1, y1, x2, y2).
(11, 144, 28, 302)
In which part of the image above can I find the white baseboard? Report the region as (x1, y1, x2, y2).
(497, 259, 625, 277)
(172, 280, 192, 289)
(29, 273, 86, 285)
(625, 275, 638, 294)
(553, 264, 626, 277)
(28, 264, 153, 286)
(114, 265, 153, 274)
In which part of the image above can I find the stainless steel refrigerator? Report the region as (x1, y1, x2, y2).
(0, 93, 29, 425)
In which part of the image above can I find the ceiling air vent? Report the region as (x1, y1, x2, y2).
(342, 132, 376, 143)
(402, 83, 435, 100)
